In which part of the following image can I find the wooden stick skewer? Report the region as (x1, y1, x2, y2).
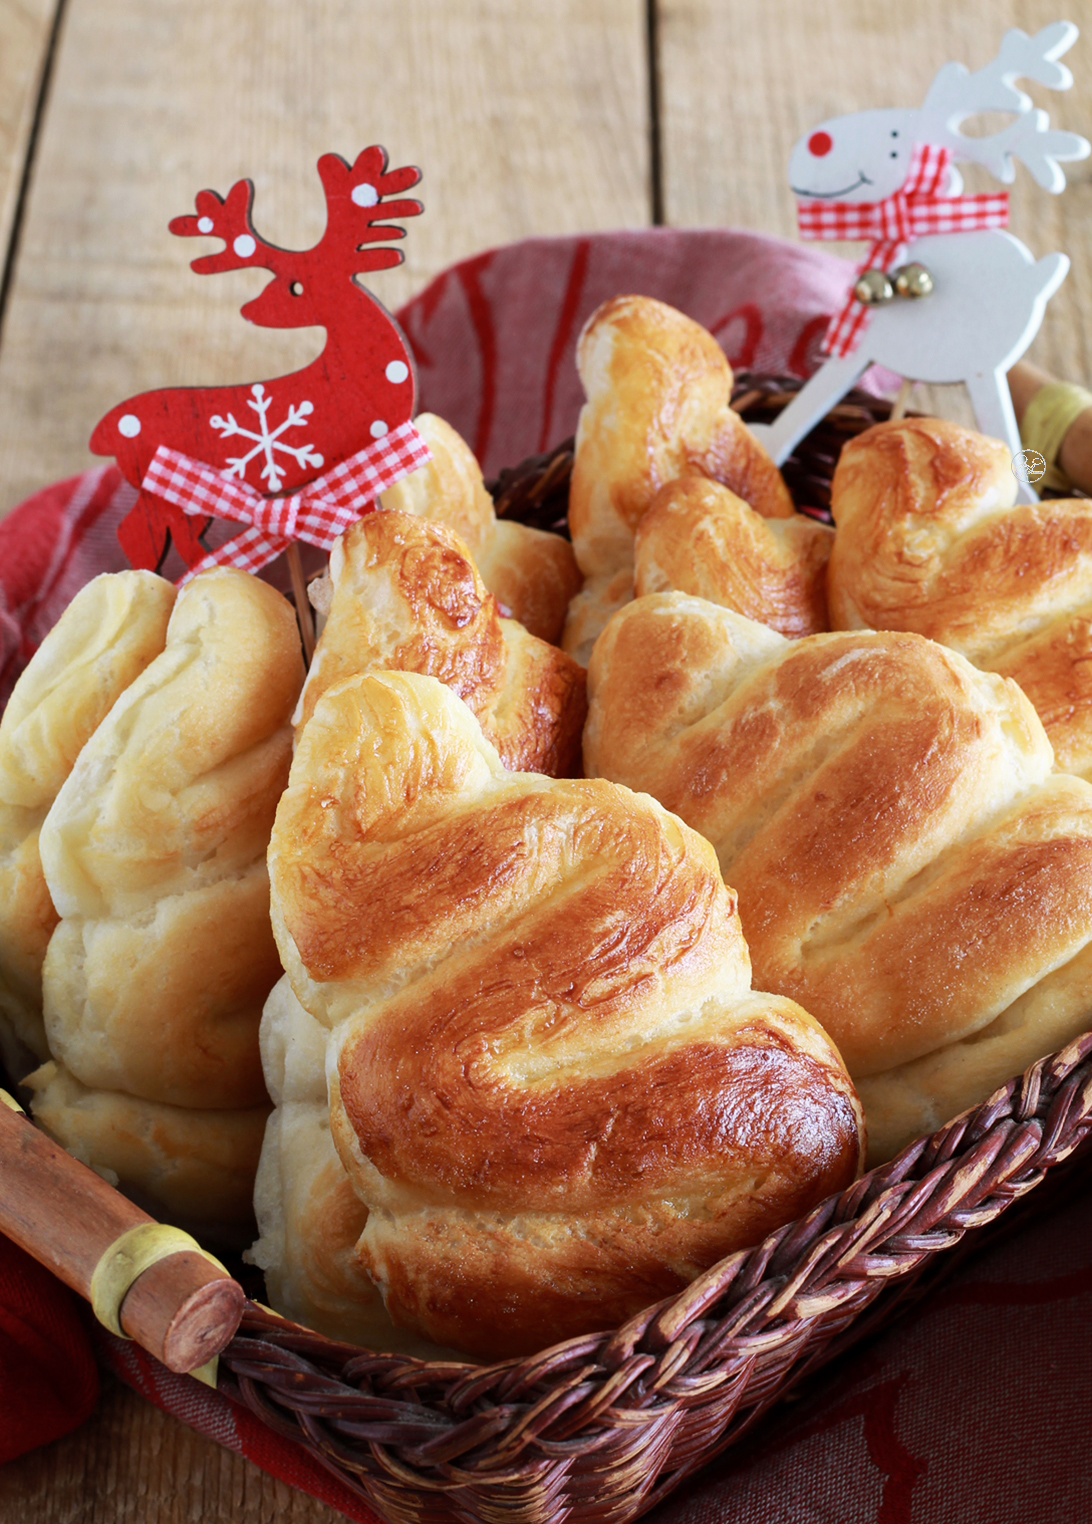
(0, 1096, 244, 1374)
(286, 542, 316, 665)
(889, 377, 916, 422)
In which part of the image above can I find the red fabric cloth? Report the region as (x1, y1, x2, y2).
(0, 1233, 99, 1464)
(3, 227, 1089, 1518)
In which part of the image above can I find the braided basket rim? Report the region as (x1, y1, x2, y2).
(216, 378, 1092, 1523)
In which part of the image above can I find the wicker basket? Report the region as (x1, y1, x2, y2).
(213, 377, 1092, 1524)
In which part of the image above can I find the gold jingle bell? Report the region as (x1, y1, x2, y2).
(853, 269, 895, 306)
(893, 262, 934, 299)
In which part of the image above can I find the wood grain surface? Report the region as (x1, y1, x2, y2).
(0, 0, 55, 277)
(2, 1, 1092, 1521)
(0, 0, 650, 517)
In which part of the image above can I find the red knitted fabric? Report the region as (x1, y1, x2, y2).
(0, 1232, 99, 1464)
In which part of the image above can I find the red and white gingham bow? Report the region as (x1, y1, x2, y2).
(142, 419, 431, 583)
(796, 143, 1009, 358)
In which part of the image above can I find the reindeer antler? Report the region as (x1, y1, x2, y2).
(169, 180, 279, 274)
(170, 149, 424, 278)
(921, 22, 1090, 191)
(317, 147, 423, 274)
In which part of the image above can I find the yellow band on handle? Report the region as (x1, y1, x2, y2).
(1, 1088, 26, 1114)
(89, 1222, 227, 1339)
(1020, 381, 1092, 493)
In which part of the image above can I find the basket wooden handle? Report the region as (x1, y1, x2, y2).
(0, 1092, 245, 1374)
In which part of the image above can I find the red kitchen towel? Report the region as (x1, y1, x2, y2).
(0, 1233, 99, 1464)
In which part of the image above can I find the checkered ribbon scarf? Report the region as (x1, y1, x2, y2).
(142, 420, 431, 582)
(796, 143, 1009, 357)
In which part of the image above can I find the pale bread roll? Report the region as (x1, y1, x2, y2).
(563, 295, 793, 665)
(828, 416, 1092, 779)
(25, 1059, 267, 1240)
(249, 977, 459, 1355)
(268, 670, 862, 1360)
(297, 511, 586, 777)
(37, 567, 303, 1116)
(585, 594, 1092, 1160)
(0, 571, 175, 1076)
(379, 412, 582, 645)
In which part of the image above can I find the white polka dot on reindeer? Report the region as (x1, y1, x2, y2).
(197, 217, 214, 233)
(352, 184, 379, 207)
(370, 420, 389, 438)
(118, 414, 141, 438)
(233, 234, 257, 257)
(385, 360, 409, 384)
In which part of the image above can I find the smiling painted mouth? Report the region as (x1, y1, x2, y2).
(791, 172, 872, 200)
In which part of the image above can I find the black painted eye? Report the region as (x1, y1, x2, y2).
(891, 129, 899, 137)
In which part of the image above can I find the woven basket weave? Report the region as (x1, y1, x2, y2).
(215, 378, 1092, 1523)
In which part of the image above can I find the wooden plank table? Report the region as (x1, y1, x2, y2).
(1, 2, 1090, 1520)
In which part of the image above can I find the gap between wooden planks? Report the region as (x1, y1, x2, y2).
(0, 0, 59, 289)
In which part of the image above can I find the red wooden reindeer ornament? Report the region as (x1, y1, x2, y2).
(91, 147, 429, 580)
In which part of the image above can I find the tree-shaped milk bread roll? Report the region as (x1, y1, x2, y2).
(828, 416, 1092, 780)
(562, 295, 795, 665)
(377, 412, 582, 646)
(29, 568, 305, 1227)
(0, 571, 175, 1077)
(268, 668, 863, 1359)
(298, 510, 586, 777)
(585, 592, 1092, 1163)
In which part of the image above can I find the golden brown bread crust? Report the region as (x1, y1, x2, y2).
(827, 417, 1092, 778)
(635, 477, 833, 637)
(563, 296, 793, 665)
(0, 571, 175, 1074)
(298, 511, 587, 777)
(585, 595, 1092, 1144)
(268, 670, 863, 1360)
(379, 413, 582, 645)
(37, 569, 303, 1121)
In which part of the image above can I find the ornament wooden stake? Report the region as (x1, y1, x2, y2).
(889, 378, 915, 422)
(286, 543, 315, 664)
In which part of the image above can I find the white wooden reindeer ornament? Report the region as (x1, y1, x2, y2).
(750, 21, 1090, 500)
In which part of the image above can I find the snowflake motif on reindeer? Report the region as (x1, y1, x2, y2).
(751, 21, 1090, 502)
(91, 147, 426, 577)
(210, 385, 323, 492)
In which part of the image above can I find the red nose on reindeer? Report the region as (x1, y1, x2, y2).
(808, 132, 833, 157)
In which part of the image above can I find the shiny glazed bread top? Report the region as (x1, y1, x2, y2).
(268, 670, 863, 1358)
(828, 416, 1092, 779)
(297, 511, 586, 777)
(585, 595, 1092, 1079)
